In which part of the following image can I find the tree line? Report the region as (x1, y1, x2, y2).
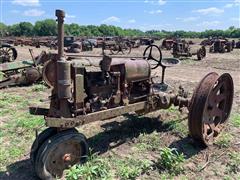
(0, 19, 240, 38)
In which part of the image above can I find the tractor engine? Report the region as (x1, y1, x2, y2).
(43, 56, 151, 117)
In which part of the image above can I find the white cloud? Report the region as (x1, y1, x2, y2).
(145, 9, 162, 14)
(101, 16, 120, 24)
(158, 0, 166, 5)
(197, 21, 221, 27)
(176, 17, 199, 22)
(66, 14, 76, 18)
(23, 9, 45, 17)
(230, 17, 240, 21)
(193, 7, 224, 15)
(224, 4, 234, 8)
(12, 0, 40, 6)
(128, 19, 136, 24)
(144, 0, 166, 5)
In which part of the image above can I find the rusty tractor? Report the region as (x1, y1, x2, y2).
(235, 40, 240, 48)
(0, 43, 18, 63)
(161, 38, 176, 50)
(172, 40, 206, 60)
(0, 50, 54, 88)
(65, 40, 93, 53)
(103, 38, 132, 55)
(29, 10, 234, 179)
(209, 39, 233, 53)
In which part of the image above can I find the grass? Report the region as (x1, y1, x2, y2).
(31, 84, 47, 92)
(226, 151, 240, 174)
(135, 131, 161, 151)
(230, 114, 240, 128)
(66, 153, 152, 180)
(0, 92, 44, 171)
(65, 153, 111, 180)
(156, 147, 185, 175)
(215, 132, 233, 148)
(114, 157, 152, 179)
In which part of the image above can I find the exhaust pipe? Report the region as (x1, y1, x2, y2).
(55, 9, 71, 117)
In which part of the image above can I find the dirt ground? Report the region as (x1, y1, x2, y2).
(0, 41, 239, 180)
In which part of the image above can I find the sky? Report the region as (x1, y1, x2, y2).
(0, 0, 239, 31)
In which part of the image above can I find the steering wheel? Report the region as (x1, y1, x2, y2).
(143, 45, 162, 69)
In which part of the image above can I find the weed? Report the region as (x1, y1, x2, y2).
(65, 153, 111, 180)
(215, 132, 233, 148)
(156, 147, 185, 175)
(31, 84, 47, 92)
(115, 157, 152, 179)
(227, 152, 240, 174)
(136, 131, 161, 151)
(230, 114, 240, 128)
(163, 120, 188, 137)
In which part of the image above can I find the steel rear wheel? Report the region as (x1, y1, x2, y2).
(188, 72, 234, 146)
(34, 129, 89, 179)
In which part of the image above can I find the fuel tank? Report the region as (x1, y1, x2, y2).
(110, 58, 151, 82)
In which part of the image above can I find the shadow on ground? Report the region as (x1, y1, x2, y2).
(0, 114, 204, 180)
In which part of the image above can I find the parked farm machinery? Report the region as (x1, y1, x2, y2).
(102, 38, 132, 55)
(65, 40, 93, 53)
(0, 50, 53, 88)
(209, 38, 233, 53)
(161, 38, 176, 50)
(28, 10, 234, 179)
(172, 40, 206, 60)
(0, 43, 18, 63)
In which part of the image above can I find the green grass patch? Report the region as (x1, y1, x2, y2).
(136, 131, 161, 151)
(215, 132, 233, 148)
(31, 84, 47, 92)
(156, 147, 185, 175)
(65, 153, 111, 180)
(230, 114, 240, 128)
(114, 157, 152, 179)
(163, 119, 188, 137)
(0, 92, 44, 171)
(226, 151, 240, 174)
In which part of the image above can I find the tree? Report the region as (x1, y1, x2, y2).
(19, 22, 34, 36)
(0, 23, 8, 37)
(34, 19, 57, 36)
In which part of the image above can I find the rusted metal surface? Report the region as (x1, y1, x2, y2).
(161, 38, 176, 50)
(209, 38, 233, 53)
(103, 39, 132, 55)
(172, 40, 206, 60)
(34, 129, 88, 179)
(0, 43, 18, 63)
(188, 72, 234, 146)
(0, 51, 55, 88)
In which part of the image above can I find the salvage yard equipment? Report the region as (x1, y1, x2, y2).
(103, 38, 131, 55)
(0, 43, 18, 63)
(65, 40, 93, 53)
(29, 10, 234, 179)
(140, 37, 154, 45)
(172, 40, 206, 60)
(0, 50, 53, 88)
(209, 38, 233, 53)
(161, 38, 175, 50)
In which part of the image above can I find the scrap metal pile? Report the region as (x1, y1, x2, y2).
(0, 50, 54, 88)
(26, 10, 234, 179)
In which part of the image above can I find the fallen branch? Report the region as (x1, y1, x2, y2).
(199, 152, 225, 171)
